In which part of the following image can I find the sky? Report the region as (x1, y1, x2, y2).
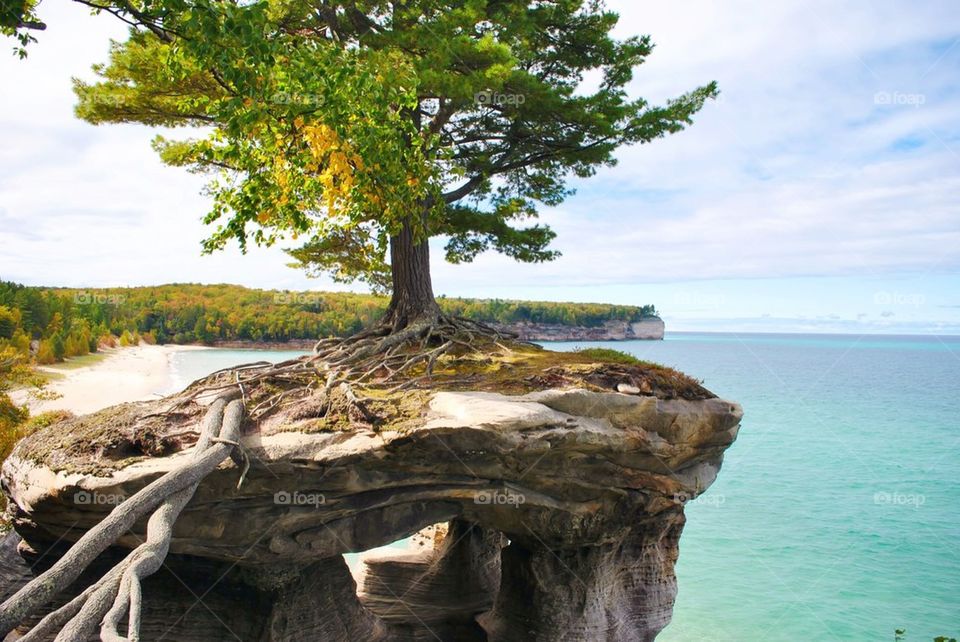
(1, 1, 958, 334)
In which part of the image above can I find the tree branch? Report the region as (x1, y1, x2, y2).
(427, 98, 457, 137)
(442, 175, 485, 203)
(73, 0, 178, 42)
(14, 20, 46, 30)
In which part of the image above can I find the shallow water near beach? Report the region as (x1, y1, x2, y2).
(169, 333, 960, 641)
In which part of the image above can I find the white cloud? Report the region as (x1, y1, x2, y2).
(434, 0, 960, 291)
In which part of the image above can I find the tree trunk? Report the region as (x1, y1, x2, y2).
(383, 214, 440, 330)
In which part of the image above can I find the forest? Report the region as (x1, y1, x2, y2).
(0, 281, 658, 363)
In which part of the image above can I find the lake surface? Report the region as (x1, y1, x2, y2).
(168, 333, 960, 641)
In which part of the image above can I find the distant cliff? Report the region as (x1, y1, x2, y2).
(213, 317, 665, 350)
(495, 316, 665, 341)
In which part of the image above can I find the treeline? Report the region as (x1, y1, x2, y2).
(0, 281, 658, 358)
(0, 283, 110, 365)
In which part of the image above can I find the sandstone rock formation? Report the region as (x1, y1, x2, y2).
(495, 317, 665, 341)
(1, 360, 739, 640)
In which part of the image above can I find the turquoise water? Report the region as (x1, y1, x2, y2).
(169, 333, 960, 641)
(168, 348, 311, 391)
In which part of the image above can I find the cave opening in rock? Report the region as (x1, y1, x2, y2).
(342, 520, 505, 641)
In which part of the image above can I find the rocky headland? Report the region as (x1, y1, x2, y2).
(0, 344, 738, 641)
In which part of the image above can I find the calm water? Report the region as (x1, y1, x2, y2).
(169, 333, 960, 641)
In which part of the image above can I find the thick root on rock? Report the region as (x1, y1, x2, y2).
(0, 396, 246, 641)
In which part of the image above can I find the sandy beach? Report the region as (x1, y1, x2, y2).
(13, 344, 208, 416)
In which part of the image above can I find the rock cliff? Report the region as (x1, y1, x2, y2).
(0, 346, 738, 641)
(495, 317, 665, 341)
(212, 317, 666, 350)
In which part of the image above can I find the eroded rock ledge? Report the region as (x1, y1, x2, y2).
(1, 373, 740, 640)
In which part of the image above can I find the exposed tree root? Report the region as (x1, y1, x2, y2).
(313, 314, 517, 392)
(161, 314, 517, 426)
(0, 395, 245, 640)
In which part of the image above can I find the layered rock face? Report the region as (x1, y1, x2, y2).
(494, 317, 665, 341)
(2, 384, 740, 640)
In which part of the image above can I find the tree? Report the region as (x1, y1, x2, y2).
(0, 10, 716, 636)
(5, 0, 715, 334)
(0, 306, 18, 340)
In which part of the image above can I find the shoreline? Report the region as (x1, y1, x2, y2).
(208, 339, 316, 351)
(13, 344, 209, 416)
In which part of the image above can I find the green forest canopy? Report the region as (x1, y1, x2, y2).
(0, 281, 658, 358)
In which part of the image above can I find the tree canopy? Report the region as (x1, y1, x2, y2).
(3, 0, 717, 295)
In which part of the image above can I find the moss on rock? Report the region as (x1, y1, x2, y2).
(12, 400, 205, 476)
(418, 343, 711, 400)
